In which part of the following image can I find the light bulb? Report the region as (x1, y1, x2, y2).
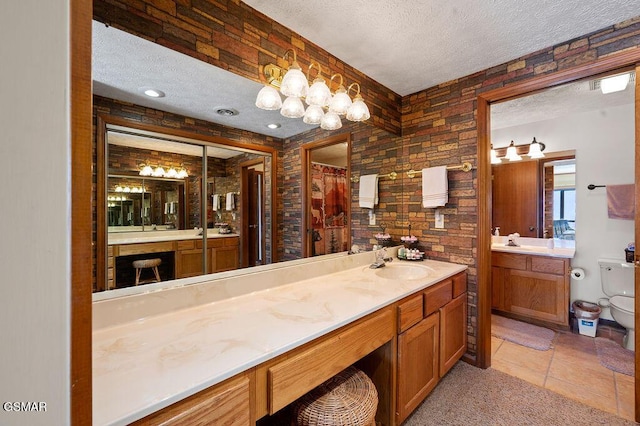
(280, 64, 309, 98)
(346, 94, 370, 122)
(303, 105, 324, 125)
(320, 111, 342, 130)
(329, 86, 352, 116)
(280, 96, 305, 118)
(255, 85, 282, 110)
(306, 77, 331, 107)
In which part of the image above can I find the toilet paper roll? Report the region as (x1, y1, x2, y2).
(571, 268, 586, 281)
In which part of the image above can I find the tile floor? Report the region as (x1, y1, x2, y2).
(491, 322, 635, 422)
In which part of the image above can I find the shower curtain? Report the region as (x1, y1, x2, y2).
(311, 163, 348, 256)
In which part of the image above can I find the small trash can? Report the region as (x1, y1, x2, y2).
(572, 300, 601, 337)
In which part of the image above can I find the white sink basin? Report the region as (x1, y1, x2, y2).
(368, 263, 433, 280)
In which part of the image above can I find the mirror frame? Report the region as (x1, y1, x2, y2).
(96, 114, 279, 293)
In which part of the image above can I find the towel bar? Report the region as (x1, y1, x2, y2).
(406, 162, 473, 178)
(350, 171, 397, 183)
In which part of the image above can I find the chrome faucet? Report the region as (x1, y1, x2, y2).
(370, 248, 392, 269)
(506, 233, 520, 247)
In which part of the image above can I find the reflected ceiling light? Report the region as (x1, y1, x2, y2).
(266, 123, 281, 129)
(255, 49, 369, 128)
(139, 163, 188, 179)
(490, 145, 502, 164)
(143, 88, 165, 98)
(505, 141, 522, 162)
(600, 73, 631, 94)
(527, 137, 545, 159)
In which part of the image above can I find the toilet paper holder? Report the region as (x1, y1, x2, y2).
(570, 267, 586, 280)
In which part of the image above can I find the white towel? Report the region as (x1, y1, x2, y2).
(212, 194, 220, 211)
(226, 192, 235, 211)
(358, 174, 379, 209)
(422, 166, 448, 208)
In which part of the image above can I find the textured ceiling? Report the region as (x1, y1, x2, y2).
(244, 0, 639, 96)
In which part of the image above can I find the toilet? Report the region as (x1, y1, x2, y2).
(599, 258, 635, 350)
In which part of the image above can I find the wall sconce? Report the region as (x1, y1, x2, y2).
(255, 49, 370, 129)
(491, 138, 546, 163)
(139, 163, 188, 179)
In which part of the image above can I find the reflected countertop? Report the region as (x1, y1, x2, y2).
(491, 236, 575, 258)
(92, 253, 467, 425)
(108, 230, 239, 245)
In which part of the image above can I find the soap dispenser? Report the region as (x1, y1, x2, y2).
(494, 227, 500, 237)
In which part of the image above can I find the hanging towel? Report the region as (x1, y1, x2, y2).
(358, 174, 379, 209)
(422, 166, 448, 208)
(607, 184, 635, 220)
(212, 194, 220, 211)
(226, 192, 235, 211)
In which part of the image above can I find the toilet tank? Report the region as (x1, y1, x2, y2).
(599, 258, 635, 297)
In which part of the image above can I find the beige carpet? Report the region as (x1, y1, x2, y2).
(492, 314, 555, 351)
(404, 362, 634, 425)
(595, 337, 635, 377)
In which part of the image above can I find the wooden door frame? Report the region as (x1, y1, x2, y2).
(71, 0, 92, 423)
(240, 158, 266, 268)
(301, 133, 352, 257)
(477, 49, 640, 421)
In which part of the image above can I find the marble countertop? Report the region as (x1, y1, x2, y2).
(491, 236, 575, 258)
(92, 258, 466, 425)
(108, 230, 239, 245)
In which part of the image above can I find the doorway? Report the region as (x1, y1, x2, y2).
(477, 54, 640, 422)
(241, 159, 266, 267)
(301, 134, 351, 258)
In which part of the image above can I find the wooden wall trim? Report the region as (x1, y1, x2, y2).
(71, 0, 92, 423)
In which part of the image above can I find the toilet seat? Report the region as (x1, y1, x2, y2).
(610, 295, 634, 314)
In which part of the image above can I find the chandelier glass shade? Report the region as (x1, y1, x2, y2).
(255, 49, 370, 128)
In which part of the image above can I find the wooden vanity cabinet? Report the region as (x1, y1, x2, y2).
(396, 271, 467, 424)
(130, 373, 252, 425)
(492, 252, 569, 328)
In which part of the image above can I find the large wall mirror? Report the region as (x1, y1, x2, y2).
(92, 20, 402, 297)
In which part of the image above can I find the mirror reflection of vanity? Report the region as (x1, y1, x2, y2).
(96, 117, 277, 292)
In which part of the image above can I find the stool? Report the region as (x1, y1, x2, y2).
(132, 258, 161, 285)
(294, 366, 378, 426)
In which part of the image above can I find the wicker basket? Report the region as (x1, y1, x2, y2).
(293, 366, 378, 426)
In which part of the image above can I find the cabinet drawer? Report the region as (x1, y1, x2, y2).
(117, 241, 174, 256)
(206, 238, 225, 248)
(397, 293, 423, 333)
(492, 252, 527, 270)
(267, 307, 393, 414)
(424, 280, 452, 316)
(531, 256, 567, 275)
(176, 240, 195, 251)
(452, 272, 467, 298)
(131, 374, 250, 425)
(224, 236, 239, 247)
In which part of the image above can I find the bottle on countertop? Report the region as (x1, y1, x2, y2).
(493, 227, 500, 237)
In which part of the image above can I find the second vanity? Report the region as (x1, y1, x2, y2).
(93, 250, 468, 425)
(491, 236, 575, 328)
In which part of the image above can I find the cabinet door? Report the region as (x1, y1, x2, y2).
(491, 266, 504, 310)
(396, 313, 439, 424)
(504, 268, 568, 325)
(175, 248, 204, 278)
(439, 293, 467, 377)
(212, 246, 239, 272)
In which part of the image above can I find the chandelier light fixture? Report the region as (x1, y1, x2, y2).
(255, 49, 370, 130)
(491, 138, 546, 163)
(139, 163, 189, 179)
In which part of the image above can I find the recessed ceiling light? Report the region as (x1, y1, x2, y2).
(267, 123, 281, 129)
(215, 108, 239, 116)
(143, 88, 165, 98)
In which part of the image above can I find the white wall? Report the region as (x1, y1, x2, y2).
(493, 102, 635, 320)
(0, 1, 71, 425)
